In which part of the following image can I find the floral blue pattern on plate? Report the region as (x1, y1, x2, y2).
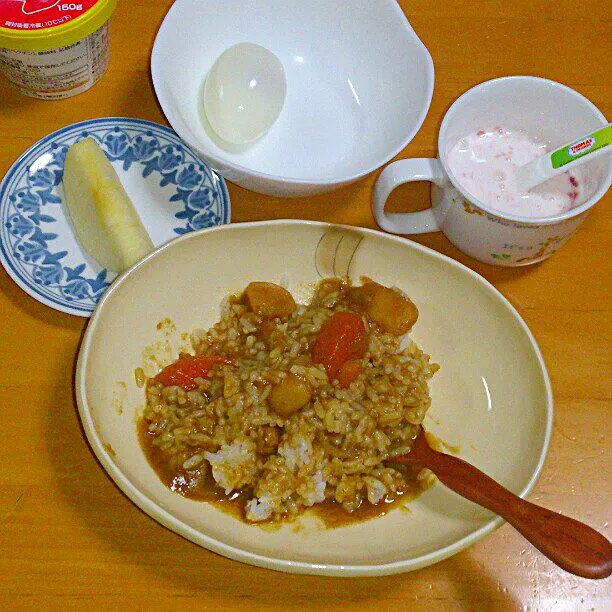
(0, 117, 230, 317)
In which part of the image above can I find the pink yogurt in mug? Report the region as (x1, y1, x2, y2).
(447, 127, 592, 218)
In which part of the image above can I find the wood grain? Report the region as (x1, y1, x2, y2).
(0, 0, 610, 608)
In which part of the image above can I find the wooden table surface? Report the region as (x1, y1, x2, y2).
(0, 1, 610, 609)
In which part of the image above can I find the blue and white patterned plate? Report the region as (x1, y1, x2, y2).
(0, 118, 231, 317)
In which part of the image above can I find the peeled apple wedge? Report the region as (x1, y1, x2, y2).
(63, 137, 154, 273)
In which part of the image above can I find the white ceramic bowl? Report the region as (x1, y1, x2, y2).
(76, 220, 553, 576)
(151, 0, 434, 197)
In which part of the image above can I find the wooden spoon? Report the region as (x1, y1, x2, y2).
(389, 427, 612, 579)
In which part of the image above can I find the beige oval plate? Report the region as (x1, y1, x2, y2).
(75, 220, 552, 576)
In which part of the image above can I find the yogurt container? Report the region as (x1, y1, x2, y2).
(0, 0, 118, 99)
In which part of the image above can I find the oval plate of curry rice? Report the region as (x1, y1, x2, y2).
(75, 220, 552, 576)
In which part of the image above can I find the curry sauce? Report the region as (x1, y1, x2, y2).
(138, 418, 426, 527)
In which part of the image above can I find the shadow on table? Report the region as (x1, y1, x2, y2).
(0, 81, 41, 119)
(0, 267, 85, 331)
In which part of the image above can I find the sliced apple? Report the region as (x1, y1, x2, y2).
(62, 137, 154, 273)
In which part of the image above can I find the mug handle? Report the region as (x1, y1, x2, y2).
(372, 159, 446, 234)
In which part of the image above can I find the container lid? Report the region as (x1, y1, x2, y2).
(0, 0, 118, 52)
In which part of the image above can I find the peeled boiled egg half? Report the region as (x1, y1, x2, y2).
(203, 43, 287, 145)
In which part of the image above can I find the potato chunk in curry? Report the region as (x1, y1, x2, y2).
(245, 282, 296, 318)
(269, 372, 312, 416)
(349, 280, 418, 336)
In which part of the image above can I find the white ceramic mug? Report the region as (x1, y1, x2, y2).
(372, 76, 611, 266)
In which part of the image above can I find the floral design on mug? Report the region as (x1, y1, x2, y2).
(491, 234, 570, 263)
(490, 252, 511, 261)
(516, 235, 565, 263)
(462, 200, 484, 216)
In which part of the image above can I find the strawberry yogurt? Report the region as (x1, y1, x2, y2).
(0, 0, 117, 99)
(447, 127, 589, 218)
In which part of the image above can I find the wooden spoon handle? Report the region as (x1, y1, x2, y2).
(423, 450, 612, 579)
